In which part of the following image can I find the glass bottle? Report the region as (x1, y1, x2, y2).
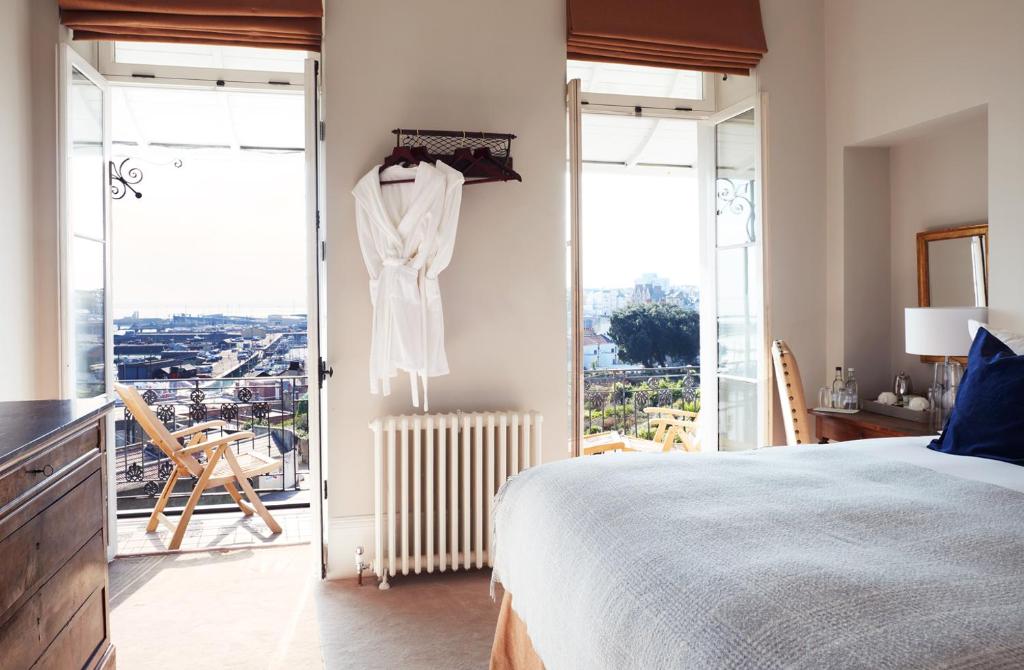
(844, 367, 859, 410)
(831, 367, 845, 408)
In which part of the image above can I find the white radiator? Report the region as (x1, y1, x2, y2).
(369, 411, 542, 588)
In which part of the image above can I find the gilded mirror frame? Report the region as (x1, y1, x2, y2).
(916, 222, 989, 363)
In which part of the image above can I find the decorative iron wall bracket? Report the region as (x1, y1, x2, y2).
(109, 157, 183, 200)
(110, 158, 143, 199)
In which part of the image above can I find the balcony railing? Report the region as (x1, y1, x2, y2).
(114, 376, 310, 514)
(583, 366, 700, 438)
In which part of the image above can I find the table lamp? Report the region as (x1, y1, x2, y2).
(905, 306, 987, 424)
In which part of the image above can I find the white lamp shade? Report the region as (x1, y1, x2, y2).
(905, 306, 989, 357)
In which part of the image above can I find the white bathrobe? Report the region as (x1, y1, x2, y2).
(352, 161, 464, 410)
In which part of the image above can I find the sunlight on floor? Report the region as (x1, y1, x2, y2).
(110, 544, 321, 670)
(117, 507, 311, 555)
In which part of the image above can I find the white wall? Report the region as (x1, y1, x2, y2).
(321, 0, 567, 576)
(888, 111, 988, 388)
(756, 0, 827, 443)
(0, 0, 61, 401)
(825, 0, 1023, 394)
(842, 147, 890, 397)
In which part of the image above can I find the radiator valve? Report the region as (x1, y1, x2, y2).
(354, 546, 368, 586)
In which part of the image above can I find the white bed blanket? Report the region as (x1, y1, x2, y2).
(491, 439, 1024, 669)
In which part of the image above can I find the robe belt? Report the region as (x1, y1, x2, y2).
(379, 257, 431, 410)
(418, 267, 430, 412)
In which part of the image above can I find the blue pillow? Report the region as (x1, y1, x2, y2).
(928, 327, 1024, 465)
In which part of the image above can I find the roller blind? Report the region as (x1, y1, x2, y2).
(567, 0, 766, 75)
(59, 1, 322, 52)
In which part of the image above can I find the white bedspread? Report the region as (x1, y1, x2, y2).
(850, 436, 1024, 492)
(491, 438, 1024, 669)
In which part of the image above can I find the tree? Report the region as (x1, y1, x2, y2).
(608, 303, 699, 367)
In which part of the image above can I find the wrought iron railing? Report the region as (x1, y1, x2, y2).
(583, 367, 700, 438)
(114, 376, 310, 513)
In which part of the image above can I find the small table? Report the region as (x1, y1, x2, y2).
(810, 408, 938, 443)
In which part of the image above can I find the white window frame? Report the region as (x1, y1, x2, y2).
(97, 41, 308, 89)
(578, 71, 717, 114)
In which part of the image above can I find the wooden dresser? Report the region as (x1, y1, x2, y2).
(0, 398, 115, 670)
(810, 408, 938, 443)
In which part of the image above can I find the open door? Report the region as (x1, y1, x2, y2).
(305, 57, 329, 577)
(58, 44, 117, 558)
(567, 78, 583, 456)
(698, 99, 768, 451)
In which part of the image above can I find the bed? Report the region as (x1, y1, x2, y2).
(489, 437, 1024, 669)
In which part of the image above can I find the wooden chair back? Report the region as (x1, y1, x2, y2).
(771, 340, 810, 445)
(115, 383, 204, 476)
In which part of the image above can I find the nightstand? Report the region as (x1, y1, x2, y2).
(810, 408, 938, 443)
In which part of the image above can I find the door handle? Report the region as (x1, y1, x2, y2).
(318, 359, 334, 384)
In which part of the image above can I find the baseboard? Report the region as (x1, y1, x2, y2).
(327, 514, 375, 580)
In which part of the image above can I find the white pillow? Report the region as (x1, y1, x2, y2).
(968, 319, 1024, 355)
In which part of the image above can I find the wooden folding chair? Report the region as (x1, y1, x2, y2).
(582, 406, 701, 455)
(116, 383, 283, 550)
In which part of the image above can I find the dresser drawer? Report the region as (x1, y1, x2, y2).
(817, 415, 869, 441)
(0, 424, 101, 512)
(0, 467, 103, 616)
(30, 587, 107, 670)
(0, 532, 106, 669)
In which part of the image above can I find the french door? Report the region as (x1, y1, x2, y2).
(568, 81, 767, 452)
(58, 44, 116, 556)
(698, 101, 767, 451)
(305, 56, 330, 577)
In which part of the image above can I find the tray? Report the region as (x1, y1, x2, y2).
(862, 400, 931, 424)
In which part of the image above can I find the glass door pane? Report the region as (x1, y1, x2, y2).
(66, 62, 109, 398)
(72, 237, 106, 397)
(716, 245, 757, 379)
(714, 108, 760, 451)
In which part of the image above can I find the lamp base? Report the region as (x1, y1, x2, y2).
(929, 357, 963, 431)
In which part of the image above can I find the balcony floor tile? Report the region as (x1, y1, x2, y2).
(116, 507, 312, 555)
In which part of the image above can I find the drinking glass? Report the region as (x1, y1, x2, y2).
(817, 386, 832, 409)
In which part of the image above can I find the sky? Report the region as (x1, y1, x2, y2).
(110, 86, 307, 319)
(581, 169, 701, 290)
(112, 149, 307, 318)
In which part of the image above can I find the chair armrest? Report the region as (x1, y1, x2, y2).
(171, 421, 227, 439)
(643, 406, 698, 419)
(650, 417, 696, 430)
(583, 430, 617, 440)
(180, 431, 255, 454)
(583, 441, 632, 455)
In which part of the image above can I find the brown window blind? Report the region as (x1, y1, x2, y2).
(567, 0, 766, 75)
(59, 1, 322, 52)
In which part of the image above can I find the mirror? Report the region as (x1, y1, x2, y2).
(917, 223, 988, 362)
(917, 223, 988, 308)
